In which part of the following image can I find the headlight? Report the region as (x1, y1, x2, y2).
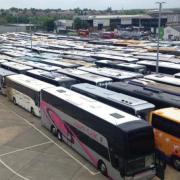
(145, 154, 154, 167)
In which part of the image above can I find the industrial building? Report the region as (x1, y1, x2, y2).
(0, 24, 36, 34)
(147, 10, 180, 26)
(54, 19, 73, 33)
(76, 14, 167, 33)
(164, 26, 180, 40)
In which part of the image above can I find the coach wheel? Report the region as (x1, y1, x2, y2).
(50, 125, 57, 136)
(57, 130, 63, 141)
(13, 97, 17, 105)
(172, 156, 180, 171)
(31, 107, 35, 116)
(98, 161, 107, 176)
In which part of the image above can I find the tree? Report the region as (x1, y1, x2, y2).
(43, 17, 55, 32)
(106, 7, 112, 13)
(74, 8, 81, 15)
(81, 20, 89, 29)
(31, 8, 37, 15)
(74, 17, 82, 30)
(110, 22, 118, 31)
(0, 17, 7, 25)
(73, 17, 89, 30)
(10, 7, 18, 13)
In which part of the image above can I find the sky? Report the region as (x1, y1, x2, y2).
(0, 0, 180, 10)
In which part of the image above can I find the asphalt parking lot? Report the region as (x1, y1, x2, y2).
(0, 95, 179, 180)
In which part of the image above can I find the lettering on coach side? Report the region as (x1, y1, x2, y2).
(73, 121, 107, 147)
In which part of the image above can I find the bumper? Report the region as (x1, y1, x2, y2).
(125, 169, 156, 180)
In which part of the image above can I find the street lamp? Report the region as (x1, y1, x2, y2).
(156, 2, 165, 74)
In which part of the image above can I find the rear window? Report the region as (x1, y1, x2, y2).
(127, 127, 154, 159)
(152, 114, 180, 138)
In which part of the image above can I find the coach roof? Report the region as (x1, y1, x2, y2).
(7, 74, 55, 92)
(42, 86, 141, 127)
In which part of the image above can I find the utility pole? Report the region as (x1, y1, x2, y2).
(29, 17, 33, 50)
(16, 10, 19, 32)
(138, 18, 141, 33)
(156, 2, 165, 74)
(30, 24, 32, 50)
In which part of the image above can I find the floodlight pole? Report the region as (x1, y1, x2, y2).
(30, 18, 32, 50)
(30, 25, 32, 50)
(156, 2, 165, 74)
(16, 10, 19, 32)
(139, 18, 141, 33)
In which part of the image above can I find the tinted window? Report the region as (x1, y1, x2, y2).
(69, 125, 109, 160)
(152, 114, 180, 138)
(6, 79, 40, 106)
(127, 128, 154, 159)
(41, 90, 126, 157)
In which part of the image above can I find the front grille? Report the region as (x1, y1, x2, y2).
(127, 157, 145, 175)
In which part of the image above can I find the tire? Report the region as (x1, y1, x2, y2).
(31, 107, 35, 116)
(98, 161, 107, 176)
(172, 156, 180, 171)
(13, 97, 17, 105)
(57, 130, 63, 141)
(50, 125, 57, 136)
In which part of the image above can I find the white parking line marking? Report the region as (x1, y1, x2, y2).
(0, 141, 52, 157)
(0, 159, 30, 180)
(0, 101, 100, 175)
(8, 108, 100, 176)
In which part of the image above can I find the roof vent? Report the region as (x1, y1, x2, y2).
(110, 113, 124, 119)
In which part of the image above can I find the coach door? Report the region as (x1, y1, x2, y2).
(63, 124, 74, 146)
(0, 76, 3, 90)
(155, 153, 166, 180)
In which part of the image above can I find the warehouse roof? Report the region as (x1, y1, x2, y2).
(172, 26, 180, 32)
(76, 14, 152, 20)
